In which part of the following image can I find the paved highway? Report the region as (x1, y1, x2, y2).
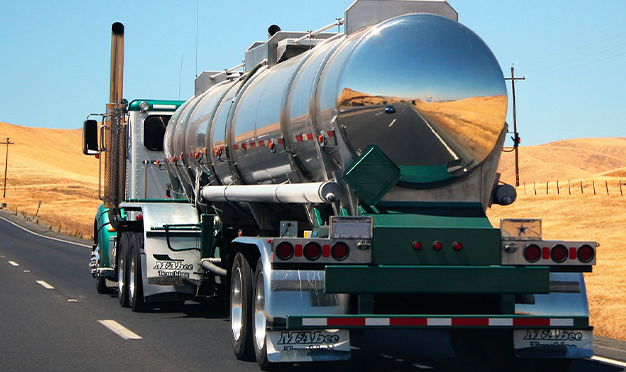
(0, 211, 624, 372)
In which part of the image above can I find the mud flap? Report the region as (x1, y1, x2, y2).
(266, 329, 351, 363)
(514, 329, 593, 359)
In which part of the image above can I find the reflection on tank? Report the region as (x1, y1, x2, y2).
(338, 89, 507, 183)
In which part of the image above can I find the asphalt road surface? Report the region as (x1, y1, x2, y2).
(1, 211, 625, 372)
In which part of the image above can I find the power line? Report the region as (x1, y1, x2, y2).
(520, 30, 626, 64)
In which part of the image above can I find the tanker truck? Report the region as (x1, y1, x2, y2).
(83, 1, 597, 370)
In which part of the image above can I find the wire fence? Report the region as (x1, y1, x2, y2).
(518, 178, 625, 196)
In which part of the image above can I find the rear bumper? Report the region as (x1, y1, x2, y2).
(325, 265, 550, 294)
(286, 314, 589, 330)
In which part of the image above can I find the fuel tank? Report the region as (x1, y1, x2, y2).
(164, 12, 507, 209)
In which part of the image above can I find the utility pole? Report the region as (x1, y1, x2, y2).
(0, 138, 14, 198)
(505, 65, 525, 187)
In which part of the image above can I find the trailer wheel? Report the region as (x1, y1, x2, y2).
(253, 258, 272, 370)
(230, 252, 254, 360)
(117, 232, 130, 308)
(129, 232, 147, 312)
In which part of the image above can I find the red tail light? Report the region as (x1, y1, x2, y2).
(523, 244, 541, 263)
(452, 242, 463, 252)
(275, 242, 294, 260)
(331, 242, 350, 261)
(432, 241, 443, 251)
(550, 244, 568, 263)
(303, 242, 322, 261)
(577, 244, 595, 263)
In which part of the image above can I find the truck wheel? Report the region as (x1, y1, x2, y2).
(230, 252, 254, 361)
(253, 258, 272, 370)
(117, 232, 130, 308)
(96, 273, 110, 294)
(129, 232, 147, 312)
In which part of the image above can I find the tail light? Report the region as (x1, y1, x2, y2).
(550, 244, 568, 263)
(331, 242, 350, 261)
(303, 242, 322, 261)
(432, 241, 443, 251)
(452, 242, 463, 252)
(275, 242, 294, 260)
(577, 244, 595, 263)
(523, 244, 541, 263)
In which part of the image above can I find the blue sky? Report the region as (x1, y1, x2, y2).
(0, 0, 624, 146)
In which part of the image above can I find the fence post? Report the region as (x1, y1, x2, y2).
(568, 180, 571, 195)
(581, 181, 584, 194)
(557, 180, 560, 195)
(534, 182, 537, 195)
(593, 180, 596, 195)
(606, 180, 609, 195)
(620, 177, 623, 196)
(546, 182, 549, 194)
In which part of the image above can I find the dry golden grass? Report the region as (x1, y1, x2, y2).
(491, 139, 626, 341)
(0, 121, 100, 239)
(2, 120, 625, 341)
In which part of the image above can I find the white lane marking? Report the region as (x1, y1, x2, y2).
(0, 214, 90, 248)
(36, 280, 54, 289)
(98, 320, 142, 340)
(592, 356, 626, 368)
(8, 260, 19, 266)
(388, 119, 397, 128)
(412, 108, 459, 159)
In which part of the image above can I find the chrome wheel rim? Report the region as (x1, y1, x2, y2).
(231, 266, 243, 342)
(117, 255, 124, 293)
(129, 251, 136, 301)
(254, 270, 266, 351)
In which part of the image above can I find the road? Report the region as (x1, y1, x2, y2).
(340, 103, 464, 168)
(1, 211, 625, 372)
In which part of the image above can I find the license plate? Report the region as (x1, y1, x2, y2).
(514, 329, 592, 350)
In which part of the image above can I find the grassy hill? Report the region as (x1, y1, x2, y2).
(1, 120, 624, 340)
(489, 137, 626, 341)
(0, 121, 100, 238)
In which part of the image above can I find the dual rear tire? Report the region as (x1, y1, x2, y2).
(117, 231, 147, 312)
(230, 253, 271, 370)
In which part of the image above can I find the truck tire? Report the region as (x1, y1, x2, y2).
(117, 232, 130, 308)
(129, 232, 148, 312)
(253, 258, 272, 370)
(96, 273, 110, 294)
(230, 252, 254, 361)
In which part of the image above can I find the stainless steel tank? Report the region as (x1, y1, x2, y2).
(165, 13, 508, 209)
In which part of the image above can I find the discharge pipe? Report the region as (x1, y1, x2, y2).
(200, 181, 341, 204)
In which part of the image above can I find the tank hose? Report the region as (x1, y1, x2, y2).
(236, 61, 266, 95)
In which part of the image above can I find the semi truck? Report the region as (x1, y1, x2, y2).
(83, 1, 597, 370)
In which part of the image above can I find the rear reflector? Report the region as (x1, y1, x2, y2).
(275, 242, 294, 260)
(577, 244, 595, 263)
(304, 242, 322, 261)
(331, 242, 350, 261)
(523, 244, 541, 263)
(550, 244, 568, 263)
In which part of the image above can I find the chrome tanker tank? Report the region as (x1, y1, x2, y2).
(164, 6, 508, 213)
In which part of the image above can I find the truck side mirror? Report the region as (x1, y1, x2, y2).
(82, 119, 99, 155)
